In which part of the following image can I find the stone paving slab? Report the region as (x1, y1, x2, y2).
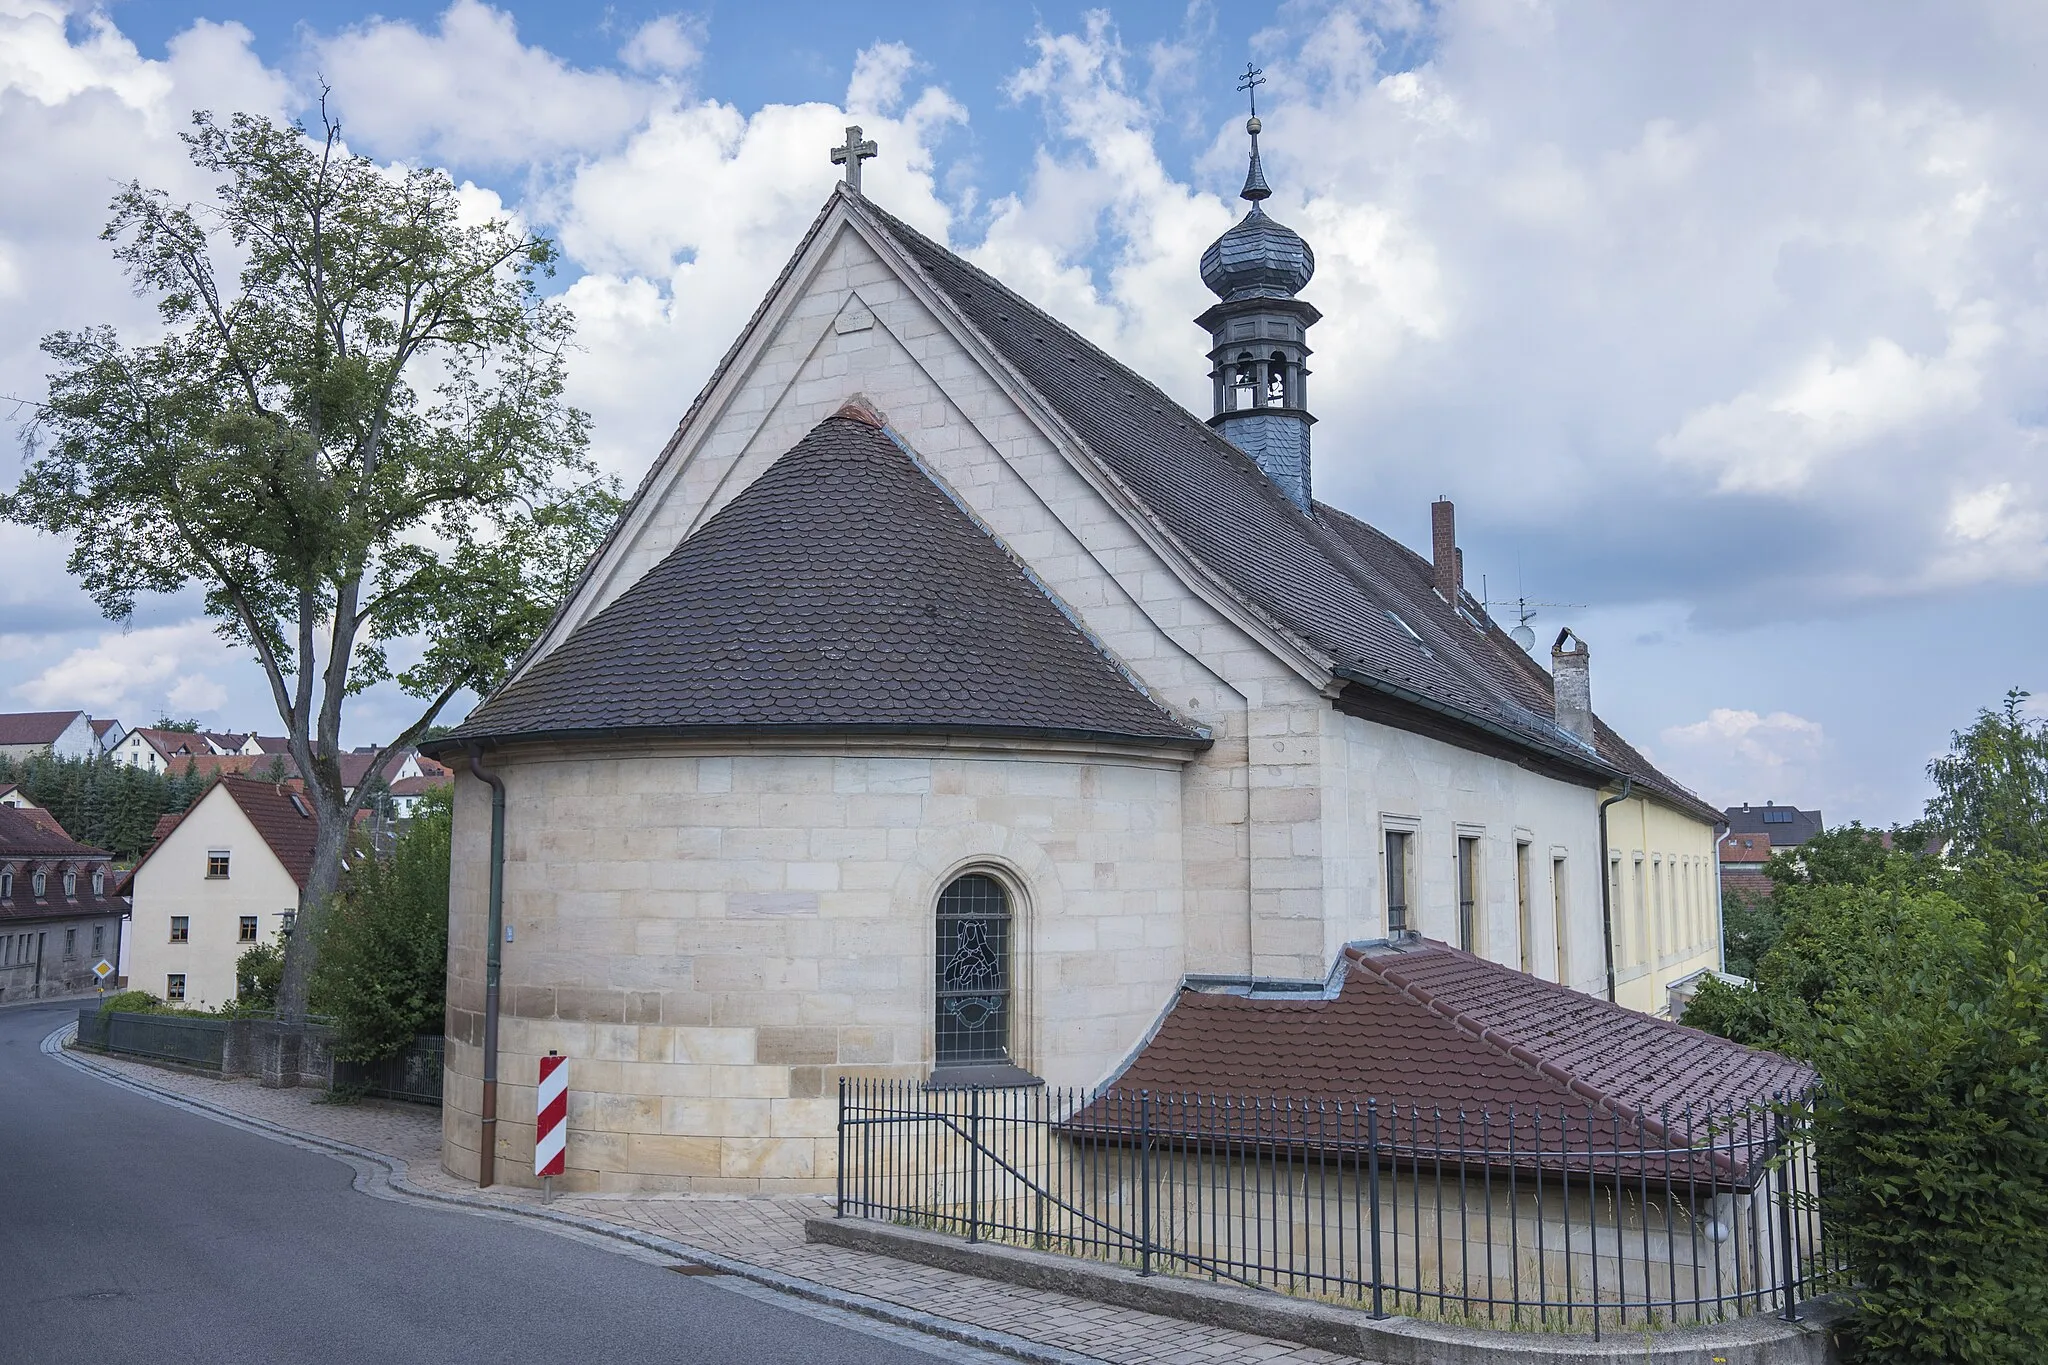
(65, 1046, 1366, 1365)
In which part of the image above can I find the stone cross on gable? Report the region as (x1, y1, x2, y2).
(830, 125, 878, 194)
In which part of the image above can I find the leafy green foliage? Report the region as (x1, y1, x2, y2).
(1928, 688, 2048, 863)
(1719, 888, 1781, 979)
(1688, 698, 2048, 1363)
(0, 105, 619, 1016)
(311, 790, 450, 1062)
(234, 937, 283, 1009)
(153, 716, 202, 732)
(99, 989, 161, 1014)
(0, 753, 206, 857)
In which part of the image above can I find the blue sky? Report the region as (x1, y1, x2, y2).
(4, 0, 2046, 823)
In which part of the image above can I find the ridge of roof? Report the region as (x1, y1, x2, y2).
(446, 413, 1205, 750)
(852, 197, 1624, 778)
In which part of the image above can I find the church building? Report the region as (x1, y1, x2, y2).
(427, 116, 1723, 1192)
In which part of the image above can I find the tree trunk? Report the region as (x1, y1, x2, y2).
(275, 788, 353, 1021)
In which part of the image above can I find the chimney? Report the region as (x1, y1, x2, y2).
(1431, 499, 1460, 601)
(1551, 627, 1594, 748)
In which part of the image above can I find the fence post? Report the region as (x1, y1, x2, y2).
(1776, 1106, 1801, 1321)
(967, 1086, 982, 1245)
(835, 1075, 847, 1218)
(1367, 1098, 1385, 1319)
(1139, 1091, 1154, 1277)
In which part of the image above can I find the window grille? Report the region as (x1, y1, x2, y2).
(1456, 837, 1480, 952)
(207, 851, 231, 879)
(934, 873, 1011, 1067)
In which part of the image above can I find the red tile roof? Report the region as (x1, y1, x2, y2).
(1719, 833, 1772, 864)
(216, 776, 319, 888)
(0, 801, 107, 859)
(1089, 939, 1810, 1184)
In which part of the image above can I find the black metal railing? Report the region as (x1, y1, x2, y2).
(78, 1008, 227, 1070)
(836, 1080, 1845, 1336)
(333, 1035, 446, 1106)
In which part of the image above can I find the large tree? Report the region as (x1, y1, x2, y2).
(2, 108, 617, 1016)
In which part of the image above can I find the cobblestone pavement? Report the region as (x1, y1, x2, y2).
(68, 1048, 1368, 1365)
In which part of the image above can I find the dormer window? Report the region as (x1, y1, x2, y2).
(31, 870, 46, 897)
(91, 868, 104, 895)
(62, 870, 76, 897)
(1, 869, 11, 898)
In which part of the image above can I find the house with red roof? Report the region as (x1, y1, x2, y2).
(0, 710, 100, 762)
(0, 803, 126, 1000)
(122, 776, 317, 1009)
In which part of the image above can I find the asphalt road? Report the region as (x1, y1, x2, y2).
(0, 1002, 991, 1364)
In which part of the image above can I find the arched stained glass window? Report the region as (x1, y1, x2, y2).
(935, 873, 1011, 1067)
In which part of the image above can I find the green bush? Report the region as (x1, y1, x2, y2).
(233, 938, 283, 1010)
(310, 789, 450, 1063)
(99, 989, 160, 1014)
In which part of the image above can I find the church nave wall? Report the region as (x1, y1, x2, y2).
(442, 741, 1192, 1193)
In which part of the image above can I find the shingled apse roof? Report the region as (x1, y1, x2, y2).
(450, 410, 1201, 749)
(1085, 938, 1811, 1184)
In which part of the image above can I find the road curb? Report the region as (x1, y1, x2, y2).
(44, 1024, 1106, 1365)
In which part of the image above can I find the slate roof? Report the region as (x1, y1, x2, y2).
(445, 410, 1202, 750)
(1089, 938, 1811, 1184)
(1724, 804, 1823, 847)
(860, 201, 1688, 792)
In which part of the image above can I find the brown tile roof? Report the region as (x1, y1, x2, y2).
(1091, 939, 1810, 1184)
(444, 410, 1204, 751)
(0, 801, 107, 860)
(12, 804, 74, 841)
(121, 775, 320, 893)
(1719, 833, 1772, 864)
(0, 711, 85, 745)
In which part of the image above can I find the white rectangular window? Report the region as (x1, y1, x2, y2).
(1384, 830, 1412, 935)
(166, 974, 186, 1001)
(207, 850, 231, 879)
(1552, 857, 1570, 984)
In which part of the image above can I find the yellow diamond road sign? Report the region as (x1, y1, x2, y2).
(92, 960, 114, 981)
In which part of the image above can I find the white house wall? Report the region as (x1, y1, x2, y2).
(127, 788, 297, 1008)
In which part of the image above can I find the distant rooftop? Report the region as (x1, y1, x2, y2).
(1723, 801, 1822, 848)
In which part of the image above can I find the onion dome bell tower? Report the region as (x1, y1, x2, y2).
(1198, 102, 1320, 512)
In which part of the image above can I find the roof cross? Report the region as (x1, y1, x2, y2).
(1237, 61, 1265, 118)
(830, 125, 878, 194)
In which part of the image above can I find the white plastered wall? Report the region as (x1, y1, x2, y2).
(126, 786, 298, 1009)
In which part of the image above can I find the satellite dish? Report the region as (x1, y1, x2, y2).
(1511, 623, 1537, 651)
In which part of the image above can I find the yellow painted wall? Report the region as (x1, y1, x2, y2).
(1603, 793, 1720, 1017)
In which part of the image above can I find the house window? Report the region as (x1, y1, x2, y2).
(1632, 854, 1648, 966)
(1515, 841, 1533, 973)
(31, 871, 46, 897)
(1456, 836, 1480, 953)
(63, 870, 76, 897)
(1551, 857, 1570, 984)
(239, 916, 258, 943)
(65, 928, 76, 958)
(93, 925, 104, 957)
(167, 974, 186, 1002)
(170, 917, 190, 943)
(207, 851, 231, 879)
(91, 868, 104, 895)
(1384, 830, 1412, 934)
(934, 873, 1012, 1067)
(1, 869, 10, 898)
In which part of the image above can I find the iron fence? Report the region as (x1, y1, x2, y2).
(332, 1035, 445, 1106)
(836, 1080, 1845, 1336)
(78, 1008, 227, 1071)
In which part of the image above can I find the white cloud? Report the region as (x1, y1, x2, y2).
(14, 620, 238, 716)
(1658, 708, 1826, 805)
(619, 15, 703, 77)
(312, 0, 671, 167)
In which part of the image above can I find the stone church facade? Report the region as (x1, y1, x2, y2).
(427, 127, 1722, 1192)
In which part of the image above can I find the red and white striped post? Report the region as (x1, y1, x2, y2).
(535, 1050, 567, 1200)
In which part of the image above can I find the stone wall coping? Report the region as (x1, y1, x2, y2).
(449, 733, 1199, 768)
(804, 1217, 1848, 1365)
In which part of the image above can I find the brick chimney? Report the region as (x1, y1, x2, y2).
(1551, 628, 1594, 748)
(1431, 499, 1460, 601)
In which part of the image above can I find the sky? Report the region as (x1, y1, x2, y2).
(2, 0, 2045, 825)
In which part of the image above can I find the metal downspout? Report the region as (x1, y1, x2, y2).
(1598, 777, 1634, 1004)
(466, 744, 507, 1189)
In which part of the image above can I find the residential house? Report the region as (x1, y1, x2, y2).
(0, 803, 126, 1000)
(0, 711, 99, 762)
(122, 776, 316, 1009)
(113, 726, 219, 773)
(89, 717, 125, 754)
(1722, 801, 1822, 849)
(425, 136, 1728, 1191)
(1719, 830, 1775, 902)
